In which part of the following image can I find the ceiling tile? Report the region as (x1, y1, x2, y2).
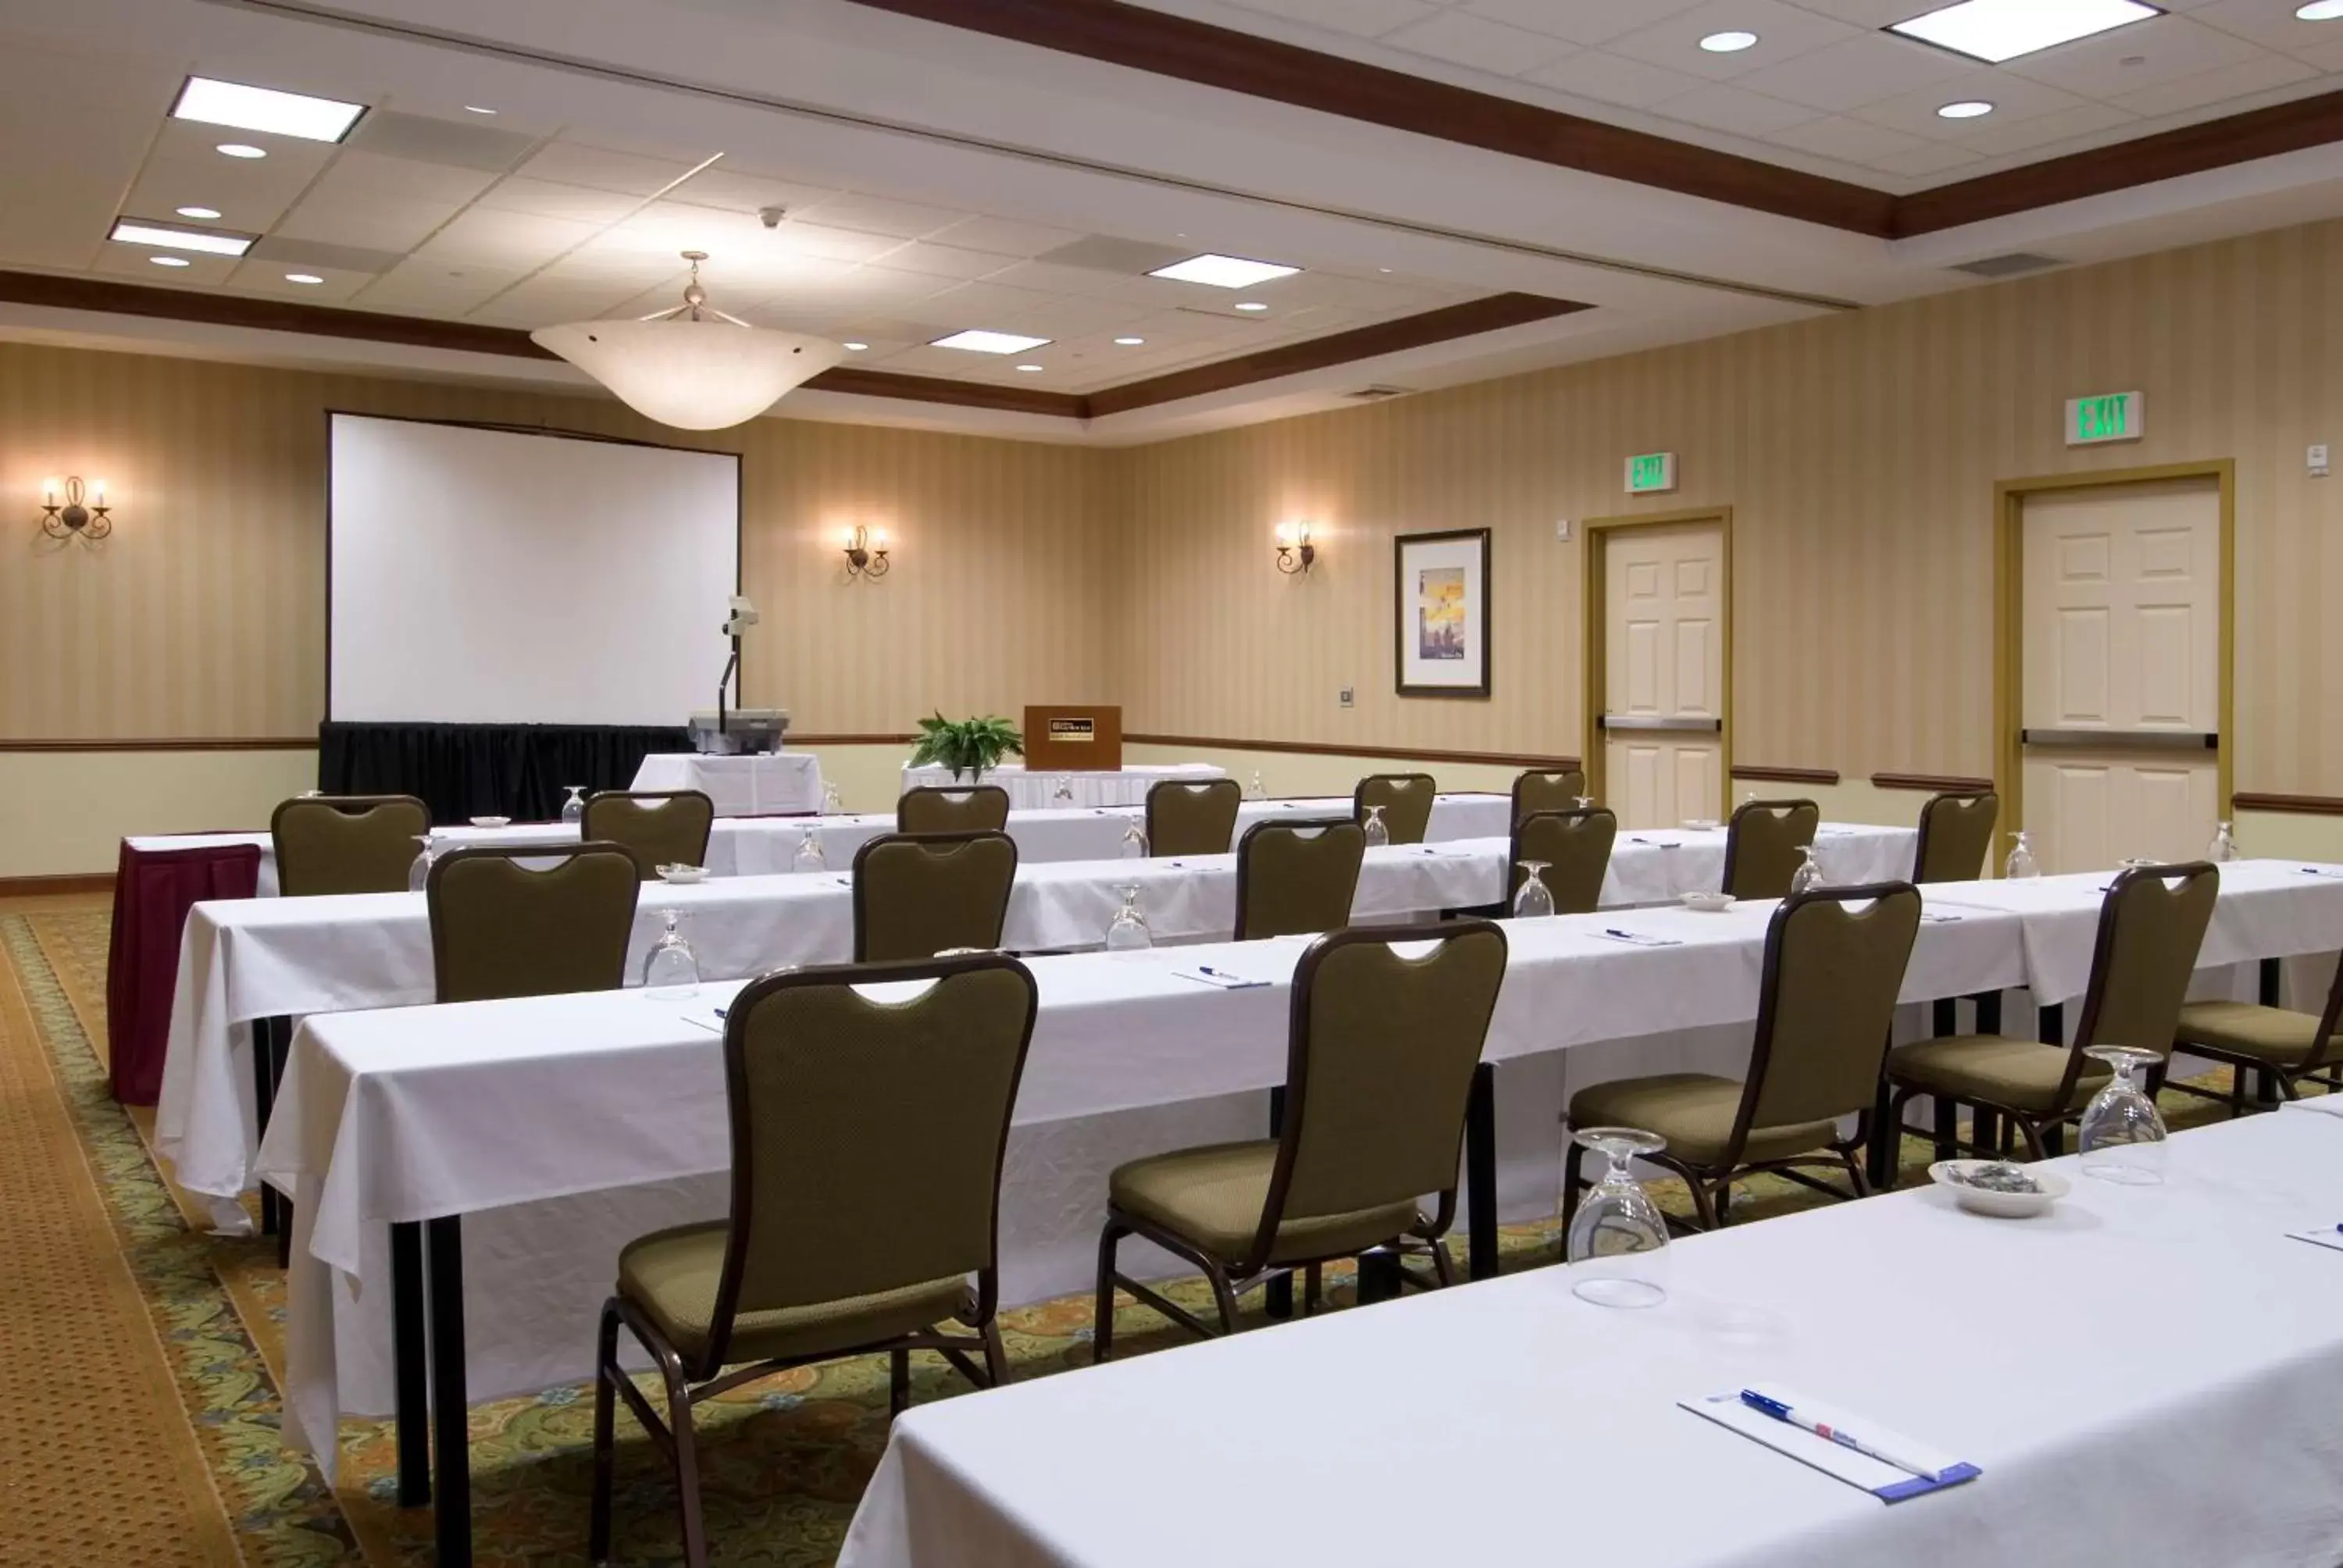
(463, 277, 646, 326)
(308, 150, 499, 205)
(1378, 9, 1576, 74)
(225, 258, 373, 303)
(868, 241, 1018, 280)
(93, 245, 238, 286)
(412, 208, 603, 268)
(1730, 31, 1987, 112)
(2169, 0, 2343, 54)
(1848, 71, 2095, 139)
(1784, 0, 1947, 22)
(356, 259, 528, 315)
(790, 192, 967, 239)
(1649, 80, 1821, 135)
(2299, 34, 2343, 71)
(273, 191, 462, 253)
(2002, 14, 2274, 98)
(1460, 0, 1706, 46)
(1946, 100, 2140, 157)
(665, 166, 843, 216)
(473, 177, 644, 225)
(1760, 112, 1926, 164)
(1603, 0, 1862, 82)
(2106, 49, 2319, 114)
(345, 112, 537, 173)
(927, 215, 1093, 257)
(247, 235, 408, 273)
(918, 279, 1065, 326)
(975, 258, 1135, 294)
(512, 141, 706, 197)
(1524, 49, 1709, 107)
(1218, 0, 1439, 37)
(1864, 140, 1987, 176)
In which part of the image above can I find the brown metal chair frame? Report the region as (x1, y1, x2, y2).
(895, 783, 1011, 834)
(423, 842, 641, 1003)
(1719, 796, 1820, 900)
(1230, 816, 1364, 942)
(849, 829, 1018, 961)
(580, 789, 716, 878)
(1143, 776, 1243, 858)
(588, 953, 1039, 1568)
(1562, 882, 1921, 1232)
(1910, 790, 2000, 884)
(1093, 921, 1507, 1357)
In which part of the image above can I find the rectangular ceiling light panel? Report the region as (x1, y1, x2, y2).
(109, 219, 255, 256)
(171, 76, 367, 142)
(930, 329, 1052, 353)
(1147, 253, 1301, 288)
(1889, 0, 2159, 62)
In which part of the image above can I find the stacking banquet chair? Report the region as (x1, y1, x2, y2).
(1510, 807, 1616, 915)
(2164, 953, 2343, 1113)
(1910, 790, 2000, 883)
(270, 793, 430, 896)
(1353, 772, 1437, 845)
(1885, 862, 2218, 1165)
(1563, 882, 1922, 1231)
(590, 953, 1040, 1568)
(851, 830, 1018, 961)
(1145, 776, 1243, 858)
(425, 843, 641, 1003)
(1093, 921, 1507, 1357)
(582, 789, 716, 880)
(897, 783, 1011, 835)
(1721, 797, 1821, 900)
(1232, 818, 1365, 941)
(1510, 767, 1589, 827)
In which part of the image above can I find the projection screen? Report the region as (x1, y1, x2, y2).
(328, 415, 740, 725)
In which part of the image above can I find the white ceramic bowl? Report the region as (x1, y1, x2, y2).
(469, 815, 512, 829)
(1929, 1160, 2069, 1218)
(656, 864, 708, 885)
(1681, 818, 1721, 832)
(1679, 891, 1736, 914)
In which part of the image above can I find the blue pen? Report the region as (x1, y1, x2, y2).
(1738, 1391, 1945, 1481)
(1195, 964, 1239, 980)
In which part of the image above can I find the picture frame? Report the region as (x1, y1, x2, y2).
(1393, 527, 1492, 699)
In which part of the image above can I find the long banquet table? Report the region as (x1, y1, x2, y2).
(837, 1107, 2343, 1568)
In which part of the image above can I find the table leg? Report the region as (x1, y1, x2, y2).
(252, 1018, 280, 1238)
(426, 1217, 473, 1568)
(1866, 1078, 1896, 1191)
(2038, 1002, 2063, 1046)
(390, 1221, 431, 1506)
(1467, 1063, 1498, 1281)
(2260, 957, 2283, 1007)
(1976, 990, 2002, 1036)
(1264, 1086, 1292, 1320)
(1931, 997, 1956, 1039)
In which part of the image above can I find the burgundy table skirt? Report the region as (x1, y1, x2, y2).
(106, 839, 260, 1104)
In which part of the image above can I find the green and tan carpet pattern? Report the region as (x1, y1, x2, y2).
(0, 904, 2267, 1565)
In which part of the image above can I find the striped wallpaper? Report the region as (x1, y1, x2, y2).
(0, 345, 1111, 740)
(1121, 215, 2343, 796)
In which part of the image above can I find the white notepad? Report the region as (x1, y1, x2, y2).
(1681, 1386, 1979, 1503)
(1172, 966, 1268, 989)
(2286, 1225, 2343, 1253)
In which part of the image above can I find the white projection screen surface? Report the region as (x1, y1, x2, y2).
(329, 415, 740, 725)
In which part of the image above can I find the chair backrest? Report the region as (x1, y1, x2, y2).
(852, 831, 1018, 961)
(1911, 791, 2000, 883)
(1145, 777, 1243, 858)
(1233, 818, 1366, 941)
(2067, 862, 2220, 1095)
(271, 795, 430, 897)
(1353, 772, 1437, 845)
(1732, 883, 1924, 1147)
(897, 784, 1011, 836)
(1510, 768, 1588, 827)
(1721, 798, 1821, 900)
(426, 843, 641, 1004)
(581, 789, 715, 880)
(702, 954, 1038, 1373)
(1244, 922, 1508, 1271)
(1509, 808, 1617, 915)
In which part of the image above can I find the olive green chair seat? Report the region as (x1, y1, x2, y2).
(2174, 1000, 2337, 1067)
(1885, 1035, 2110, 1115)
(1565, 1074, 1839, 1168)
(617, 1221, 970, 1367)
(1107, 1141, 1419, 1268)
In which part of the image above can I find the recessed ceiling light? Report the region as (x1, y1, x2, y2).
(1148, 253, 1300, 289)
(1888, 0, 2159, 64)
(462, 105, 499, 114)
(1938, 99, 1995, 118)
(173, 76, 366, 142)
(175, 205, 223, 220)
(149, 255, 191, 267)
(930, 329, 1052, 354)
(216, 143, 267, 159)
(2298, 1, 2343, 18)
(1015, 363, 1045, 372)
(841, 340, 868, 351)
(1699, 30, 1759, 52)
(109, 219, 254, 257)
(1114, 336, 1145, 345)
(284, 273, 324, 285)
(1233, 301, 1270, 312)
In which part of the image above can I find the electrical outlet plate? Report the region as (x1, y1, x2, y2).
(2312, 444, 2331, 477)
(1339, 686, 1355, 709)
(1555, 519, 1572, 542)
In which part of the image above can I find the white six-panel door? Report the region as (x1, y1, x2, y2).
(1603, 522, 1725, 831)
(2020, 478, 2222, 875)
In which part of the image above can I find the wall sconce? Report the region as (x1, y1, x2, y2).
(842, 524, 890, 580)
(1274, 519, 1314, 576)
(41, 476, 113, 540)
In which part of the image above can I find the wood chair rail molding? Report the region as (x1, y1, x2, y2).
(1126, 733, 1578, 770)
(1872, 772, 1997, 794)
(1730, 764, 1840, 786)
(2231, 793, 2343, 818)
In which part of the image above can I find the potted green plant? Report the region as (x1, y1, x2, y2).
(909, 713, 1025, 781)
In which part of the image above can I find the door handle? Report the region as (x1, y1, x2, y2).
(2020, 729, 2216, 751)
(1599, 715, 1724, 733)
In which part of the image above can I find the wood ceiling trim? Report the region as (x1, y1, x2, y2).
(840, 0, 2343, 241)
(0, 270, 1584, 422)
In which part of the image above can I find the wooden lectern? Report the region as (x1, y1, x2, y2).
(1023, 704, 1122, 772)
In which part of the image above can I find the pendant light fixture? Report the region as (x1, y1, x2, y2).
(531, 251, 844, 430)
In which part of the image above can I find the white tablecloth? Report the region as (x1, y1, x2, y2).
(257, 893, 2027, 1467)
(901, 762, 1222, 811)
(839, 1109, 2343, 1568)
(629, 751, 824, 815)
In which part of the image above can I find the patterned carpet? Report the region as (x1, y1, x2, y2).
(0, 903, 2259, 1566)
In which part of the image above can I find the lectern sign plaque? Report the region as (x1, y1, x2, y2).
(1049, 718, 1096, 742)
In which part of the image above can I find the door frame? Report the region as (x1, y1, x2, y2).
(1992, 459, 2235, 838)
(1581, 507, 1735, 809)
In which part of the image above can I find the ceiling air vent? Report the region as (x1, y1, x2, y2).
(1343, 384, 1414, 401)
(1949, 252, 2065, 279)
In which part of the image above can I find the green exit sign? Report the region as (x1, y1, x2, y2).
(1625, 451, 1677, 494)
(2066, 390, 2144, 446)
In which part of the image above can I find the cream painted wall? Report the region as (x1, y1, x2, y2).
(1121, 742, 1525, 800)
(0, 749, 317, 878)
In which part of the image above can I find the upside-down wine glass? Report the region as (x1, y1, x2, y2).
(1574, 794, 1595, 812)
(2207, 821, 2239, 864)
(406, 835, 438, 893)
(1104, 885, 1153, 951)
(791, 828, 827, 873)
(1513, 861, 1556, 919)
(1248, 770, 1267, 803)
(641, 909, 701, 996)
(559, 786, 587, 825)
(2005, 831, 2040, 880)
(1565, 1127, 1671, 1308)
(2077, 1046, 2167, 1185)
(821, 782, 844, 817)
(1053, 773, 1076, 804)
(1363, 804, 1390, 848)
(1120, 821, 1150, 859)
(1788, 844, 1826, 896)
